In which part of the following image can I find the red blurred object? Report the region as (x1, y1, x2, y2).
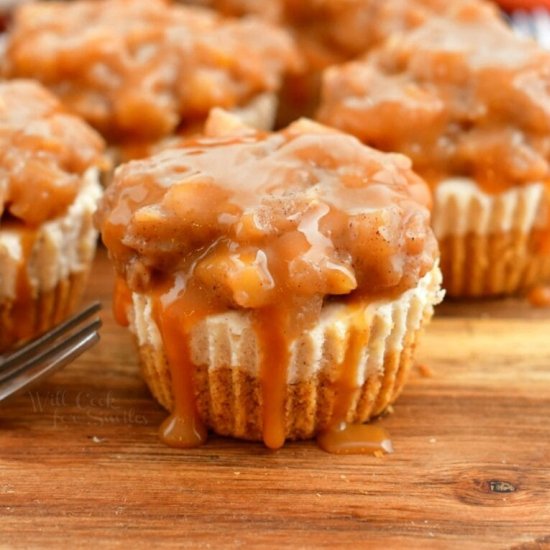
(494, 0, 550, 10)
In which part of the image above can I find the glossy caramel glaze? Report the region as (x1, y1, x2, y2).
(3, 0, 299, 144)
(97, 113, 438, 450)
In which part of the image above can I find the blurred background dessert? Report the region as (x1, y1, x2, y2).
(181, 0, 501, 123)
(2, 0, 300, 159)
(0, 80, 106, 352)
(317, 10, 550, 296)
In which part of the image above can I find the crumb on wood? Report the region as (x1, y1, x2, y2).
(416, 363, 433, 377)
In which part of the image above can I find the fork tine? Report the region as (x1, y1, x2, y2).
(0, 301, 101, 369)
(0, 318, 102, 384)
(510, 10, 536, 39)
(0, 319, 101, 402)
(532, 8, 550, 49)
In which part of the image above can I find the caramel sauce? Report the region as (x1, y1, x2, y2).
(255, 306, 291, 450)
(113, 277, 132, 327)
(153, 294, 208, 449)
(317, 423, 394, 456)
(0, 223, 40, 352)
(527, 285, 550, 308)
(314, 307, 391, 455)
(327, 309, 370, 431)
(10, 229, 37, 343)
(98, 115, 438, 451)
(533, 201, 550, 257)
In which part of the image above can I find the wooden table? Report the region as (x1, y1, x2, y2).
(1, 248, 549, 549)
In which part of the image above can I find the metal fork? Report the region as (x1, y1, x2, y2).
(508, 8, 550, 49)
(0, 302, 102, 402)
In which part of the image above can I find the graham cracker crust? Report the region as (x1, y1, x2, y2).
(440, 230, 550, 297)
(137, 334, 419, 442)
(0, 270, 90, 353)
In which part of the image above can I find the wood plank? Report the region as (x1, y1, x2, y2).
(0, 247, 549, 548)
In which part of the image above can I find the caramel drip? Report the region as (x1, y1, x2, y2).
(152, 291, 208, 449)
(255, 306, 291, 450)
(532, 223, 550, 256)
(329, 316, 370, 428)
(111, 271, 210, 448)
(112, 276, 132, 327)
(317, 309, 392, 455)
(9, 229, 38, 345)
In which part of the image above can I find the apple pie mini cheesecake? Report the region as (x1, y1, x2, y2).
(97, 111, 443, 452)
(3, 0, 299, 158)
(317, 11, 550, 297)
(0, 80, 106, 352)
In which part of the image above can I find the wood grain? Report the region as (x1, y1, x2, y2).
(1, 247, 549, 549)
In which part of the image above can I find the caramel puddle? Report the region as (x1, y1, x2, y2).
(159, 413, 208, 449)
(317, 423, 394, 456)
(527, 285, 550, 308)
(315, 306, 393, 456)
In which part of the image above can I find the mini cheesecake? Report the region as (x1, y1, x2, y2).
(97, 110, 442, 451)
(317, 10, 550, 296)
(0, 80, 106, 352)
